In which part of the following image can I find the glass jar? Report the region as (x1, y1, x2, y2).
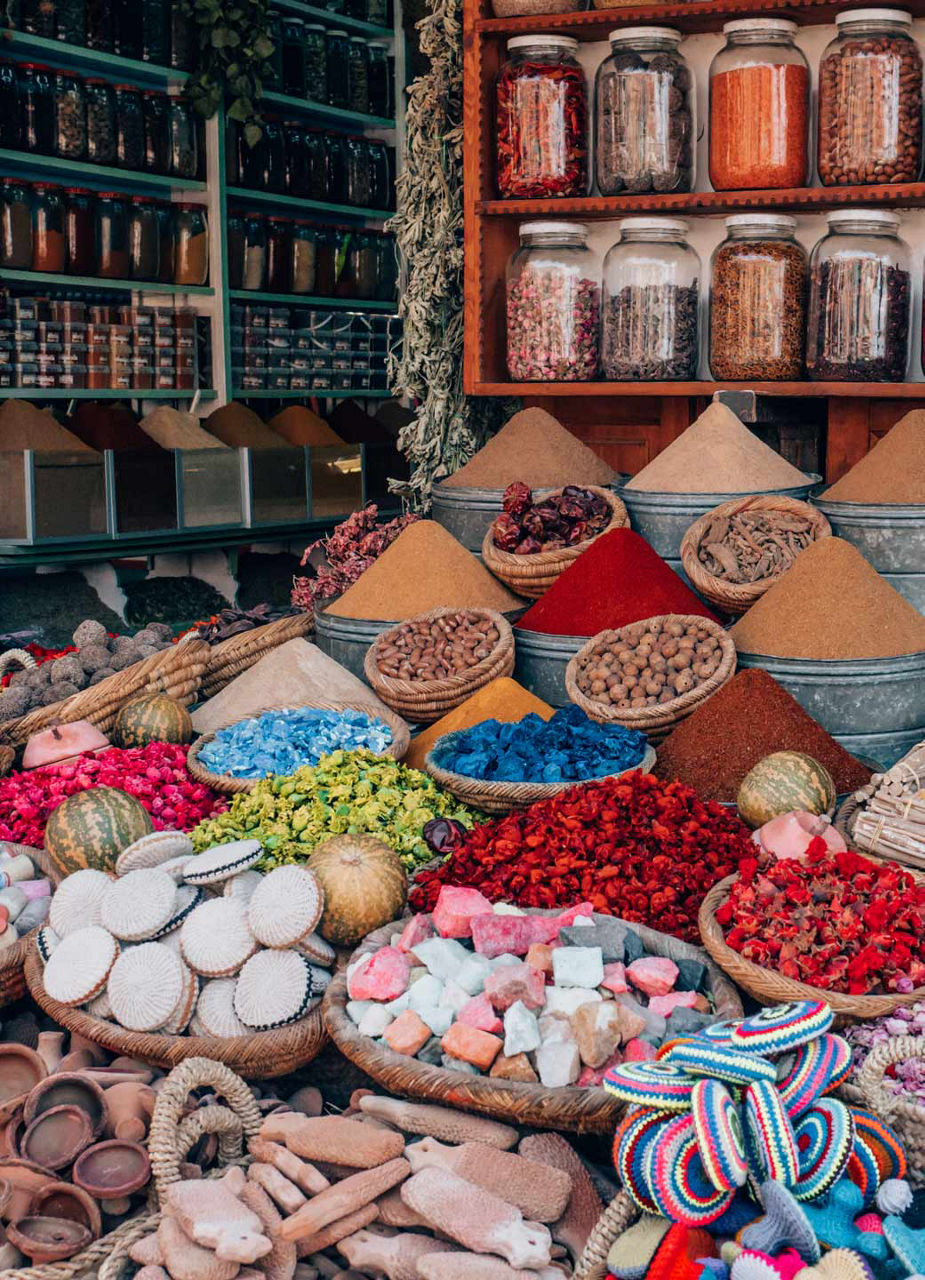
(368, 140, 392, 209)
(128, 196, 159, 279)
(807, 210, 911, 381)
(314, 228, 336, 295)
(367, 43, 392, 119)
(225, 117, 243, 186)
(114, 0, 143, 61)
(354, 231, 377, 298)
(290, 222, 316, 294)
(65, 188, 95, 274)
(20, 0, 54, 38)
(0, 180, 33, 269)
(155, 201, 175, 282)
(114, 85, 145, 170)
(96, 192, 130, 278)
(602, 218, 699, 380)
(375, 232, 398, 301)
(55, 71, 86, 161)
(32, 184, 65, 272)
(348, 38, 370, 115)
(0, 63, 21, 151)
(346, 137, 372, 206)
(326, 31, 351, 109)
(141, 0, 169, 66)
(595, 27, 694, 196)
(85, 0, 113, 51)
(302, 131, 327, 200)
(709, 213, 807, 381)
(174, 202, 208, 286)
(266, 218, 291, 292)
(285, 120, 308, 196)
(506, 220, 599, 381)
(55, 0, 86, 46)
(334, 229, 359, 298)
(20, 64, 55, 154)
(242, 213, 267, 291)
(367, 0, 388, 28)
(818, 10, 923, 186)
(168, 96, 198, 179)
(227, 212, 245, 289)
(282, 18, 307, 98)
(143, 91, 170, 173)
(325, 132, 348, 202)
(265, 11, 284, 90)
(260, 116, 287, 192)
(170, 10, 196, 71)
(304, 25, 327, 104)
(496, 36, 588, 199)
(86, 79, 117, 165)
(709, 19, 809, 191)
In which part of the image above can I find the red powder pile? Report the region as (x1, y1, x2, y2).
(517, 529, 717, 636)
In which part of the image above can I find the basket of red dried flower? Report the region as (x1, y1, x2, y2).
(698, 840, 925, 1021)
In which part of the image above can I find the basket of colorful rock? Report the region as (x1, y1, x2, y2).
(322, 895, 743, 1136)
(482, 483, 629, 600)
(185, 700, 411, 796)
(198, 610, 317, 701)
(565, 615, 737, 742)
(364, 608, 516, 725)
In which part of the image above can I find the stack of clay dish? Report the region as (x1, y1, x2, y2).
(26, 835, 332, 1079)
(0, 843, 61, 1011)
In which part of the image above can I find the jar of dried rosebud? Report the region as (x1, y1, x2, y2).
(496, 36, 588, 199)
(506, 220, 600, 382)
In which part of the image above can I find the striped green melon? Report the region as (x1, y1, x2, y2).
(113, 695, 193, 748)
(44, 786, 153, 876)
(737, 751, 836, 830)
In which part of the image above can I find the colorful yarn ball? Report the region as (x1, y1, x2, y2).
(854, 1213, 885, 1235)
(697, 1019, 744, 1046)
(745, 1079, 800, 1187)
(646, 1113, 734, 1226)
(603, 1060, 696, 1111)
(615, 1107, 665, 1214)
(847, 1131, 882, 1206)
(777, 1034, 853, 1119)
(850, 1109, 907, 1184)
(646, 1224, 719, 1280)
(667, 1040, 778, 1087)
(793, 1099, 855, 1202)
(732, 1002, 834, 1056)
(691, 1078, 748, 1193)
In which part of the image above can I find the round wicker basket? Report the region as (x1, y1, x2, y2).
(198, 613, 316, 702)
(424, 740, 657, 816)
(186, 699, 411, 796)
(363, 608, 515, 725)
(699, 874, 925, 1022)
(839, 1036, 925, 1187)
(574, 1192, 640, 1280)
(481, 486, 629, 600)
(323, 910, 743, 1135)
(565, 615, 736, 743)
(679, 496, 832, 617)
(0, 845, 63, 1010)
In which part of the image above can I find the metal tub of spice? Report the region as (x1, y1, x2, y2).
(314, 606, 396, 681)
(514, 629, 587, 706)
(812, 497, 925, 614)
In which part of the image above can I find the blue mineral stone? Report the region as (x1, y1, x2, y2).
(199, 706, 394, 779)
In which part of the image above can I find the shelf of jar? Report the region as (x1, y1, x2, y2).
(269, 0, 393, 40)
(259, 90, 395, 130)
(0, 29, 190, 83)
(0, 269, 214, 296)
(224, 187, 393, 222)
(0, 149, 207, 195)
(231, 387, 390, 398)
(470, 381, 925, 398)
(228, 289, 397, 310)
(0, 389, 217, 400)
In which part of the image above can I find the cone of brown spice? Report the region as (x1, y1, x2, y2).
(823, 411, 925, 504)
(444, 408, 615, 489)
(268, 406, 344, 447)
(202, 402, 291, 448)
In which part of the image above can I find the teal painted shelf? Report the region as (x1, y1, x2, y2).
(0, 150, 207, 195)
(259, 90, 395, 130)
(232, 388, 389, 398)
(270, 0, 392, 38)
(228, 289, 395, 310)
(225, 187, 393, 221)
(0, 269, 213, 295)
(0, 389, 217, 400)
(0, 29, 189, 83)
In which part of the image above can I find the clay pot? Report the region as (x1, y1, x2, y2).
(68, 1036, 107, 1065)
(0, 1107, 24, 1159)
(6, 1214, 92, 1262)
(287, 1086, 323, 1117)
(24, 1073, 107, 1141)
(21, 1107, 93, 1172)
(73, 1140, 150, 1199)
(81, 1067, 154, 1088)
(103, 1083, 156, 1143)
(35, 1033, 64, 1077)
(0, 1159, 56, 1223)
(57, 1051, 97, 1074)
(29, 1181, 102, 1238)
(0, 1048, 46, 1122)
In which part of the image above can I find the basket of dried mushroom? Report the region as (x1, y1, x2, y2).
(679, 496, 831, 616)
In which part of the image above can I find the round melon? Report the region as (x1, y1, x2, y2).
(308, 835, 408, 947)
(113, 695, 193, 748)
(44, 786, 153, 876)
(737, 751, 836, 830)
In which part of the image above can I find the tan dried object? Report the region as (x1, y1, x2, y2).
(696, 509, 819, 584)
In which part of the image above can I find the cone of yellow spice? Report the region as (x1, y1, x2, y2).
(404, 677, 553, 771)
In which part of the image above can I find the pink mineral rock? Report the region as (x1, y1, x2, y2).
(600, 962, 628, 995)
(383, 1010, 432, 1057)
(337, 1228, 460, 1280)
(441, 1023, 502, 1071)
(457, 994, 503, 1035)
(347, 948, 410, 1002)
(164, 1168, 272, 1265)
(396, 914, 434, 954)
(471, 915, 533, 958)
(357, 1097, 518, 1149)
(240, 1177, 297, 1280)
(570, 1002, 623, 1069)
(613, 1002, 647, 1044)
(432, 888, 495, 939)
(279, 1159, 410, 1243)
(400, 1167, 552, 1270)
(518, 1133, 603, 1263)
(259, 1115, 404, 1169)
(490, 1054, 539, 1084)
(528, 904, 594, 946)
(405, 1139, 572, 1222)
(647, 991, 698, 1018)
(623, 1038, 657, 1063)
(525, 944, 557, 975)
(625, 957, 678, 998)
(484, 963, 546, 1013)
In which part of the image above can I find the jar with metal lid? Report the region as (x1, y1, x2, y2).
(168, 96, 198, 179)
(497, 36, 588, 199)
(0, 63, 21, 150)
(326, 31, 351, 109)
(367, 0, 388, 28)
(265, 11, 284, 90)
(506, 220, 599, 381)
(96, 192, 130, 278)
(20, 0, 54, 38)
(174, 203, 208, 286)
(227, 212, 246, 289)
(367, 43, 392, 119)
(818, 9, 922, 185)
(290, 223, 316, 295)
(65, 188, 95, 275)
(367, 141, 392, 209)
(20, 64, 55, 154)
(142, 92, 170, 173)
(302, 130, 328, 200)
(85, 0, 113, 51)
(55, 0, 86, 47)
(325, 132, 348, 202)
(260, 116, 287, 192)
(314, 228, 336, 295)
(710, 19, 809, 191)
(32, 184, 65, 273)
(304, 25, 327, 104)
(55, 71, 86, 161)
(114, 0, 143, 61)
(346, 137, 372, 206)
(807, 210, 911, 381)
(709, 212, 807, 381)
(129, 196, 159, 280)
(348, 38, 370, 114)
(285, 120, 309, 197)
(242, 213, 267, 291)
(0, 180, 33, 269)
(141, 0, 169, 66)
(168, 10, 194, 71)
(282, 17, 307, 98)
(114, 85, 145, 170)
(266, 218, 291, 292)
(86, 79, 117, 164)
(155, 202, 175, 282)
(602, 218, 700, 380)
(375, 232, 398, 301)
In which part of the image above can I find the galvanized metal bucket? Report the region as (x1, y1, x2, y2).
(431, 484, 507, 554)
(313, 607, 395, 682)
(812, 496, 925, 614)
(836, 726, 925, 772)
(514, 628, 587, 706)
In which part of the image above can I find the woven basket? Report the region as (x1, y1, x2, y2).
(839, 1036, 925, 1187)
(679, 497, 832, 617)
(24, 945, 326, 1079)
(424, 740, 657, 816)
(0, 845, 64, 1010)
(186, 698, 411, 796)
(323, 909, 743, 1135)
(0, 745, 12, 778)
(699, 874, 925, 1022)
(363, 608, 515, 725)
(833, 740, 925, 870)
(198, 613, 316, 702)
(574, 1192, 641, 1280)
(481, 487, 629, 601)
(564, 615, 736, 743)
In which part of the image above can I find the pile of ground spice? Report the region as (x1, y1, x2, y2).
(268, 406, 344, 447)
(69, 403, 161, 452)
(517, 528, 716, 637)
(203, 403, 291, 448)
(626, 403, 809, 493)
(0, 400, 95, 452)
(139, 406, 227, 450)
(444, 408, 615, 489)
(404, 676, 553, 770)
(654, 669, 872, 802)
(730, 537, 925, 659)
(326, 520, 523, 621)
(823, 412, 925, 504)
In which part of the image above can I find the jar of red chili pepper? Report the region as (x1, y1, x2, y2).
(496, 36, 588, 199)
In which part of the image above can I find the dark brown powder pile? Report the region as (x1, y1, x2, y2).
(445, 408, 615, 489)
(0, 400, 95, 452)
(654, 668, 872, 801)
(69, 403, 161, 452)
(203, 403, 291, 448)
(823, 411, 925, 504)
(268, 406, 344, 447)
(730, 538, 925, 659)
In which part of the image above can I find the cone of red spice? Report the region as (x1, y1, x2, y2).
(516, 528, 716, 637)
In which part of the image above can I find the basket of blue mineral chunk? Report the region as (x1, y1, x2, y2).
(186, 699, 411, 795)
(424, 704, 656, 815)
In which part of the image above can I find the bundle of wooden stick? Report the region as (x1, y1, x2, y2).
(847, 741, 925, 869)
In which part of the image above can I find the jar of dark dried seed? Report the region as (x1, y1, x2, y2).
(709, 213, 807, 381)
(807, 210, 911, 381)
(304, 25, 328, 104)
(55, 70, 87, 161)
(20, 63, 56, 155)
(86, 78, 117, 165)
(55, 0, 86, 47)
(114, 85, 145, 171)
(818, 9, 923, 186)
(168, 96, 198, 180)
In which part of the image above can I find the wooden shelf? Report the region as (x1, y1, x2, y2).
(473, 381, 925, 398)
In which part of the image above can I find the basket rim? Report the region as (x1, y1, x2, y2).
(364, 608, 515, 704)
(200, 614, 315, 696)
(481, 485, 629, 573)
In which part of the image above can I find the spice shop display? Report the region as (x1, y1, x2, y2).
(5, 0, 195, 66)
(601, 218, 699, 381)
(595, 28, 693, 196)
(291, 504, 419, 614)
(232, 306, 399, 395)
(823, 411, 925, 504)
(496, 36, 587, 199)
(806, 211, 912, 382)
(506, 221, 600, 382)
(818, 9, 923, 186)
(373, 611, 506, 683)
(230, 220, 395, 302)
(227, 131, 395, 210)
(444, 407, 616, 491)
(709, 214, 808, 382)
(709, 19, 810, 191)
(405, 677, 554, 772)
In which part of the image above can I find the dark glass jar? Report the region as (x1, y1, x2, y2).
(348, 38, 370, 114)
(55, 0, 86, 46)
(86, 78, 117, 164)
(242, 213, 267, 291)
(334, 229, 358, 298)
(345, 136, 372, 207)
(345, 0, 366, 22)
(114, 0, 143, 61)
(261, 116, 287, 192)
(266, 217, 291, 292)
(96, 192, 130, 278)
(0, 180, 33, 269)
(65, 188, 95, 274)
(375, 233, 398, 301)
(304, 130, 328, 200)
(129, 196, 159, 279)
(141, 0, 169, 66)
(20, 64, 55, 155)
(2, 0, 20, 30)
(314, 228, 336, 295)
(20, 0, 54, 39)
(114, 85, 145, 170)
(354, 231, 377, 296)
(265, 11, 284, 90)
(326, 31, 351, 109)
(290, 221, 315, 294)
(227, 211, 246, 289)
(285, 121, 309, 197)
(143, 91, 170, 173)
(304, 25, 327, 104)
(368, 139, 391, 208)
(325, 132, 348, 203)
(32, 184, 65, 272)
(170, 9, 196, 71)
(367, 0, 388, 27)
(155, 201, 174, 282)
(174, 202, 208, 285)
(85, 0, 113, 52)
(168, 96, 198, 179)
(367, 42, 392, 118)
(225, 116, 243, 186)
(282, 17, 307, 98)
(0, 63, 21, 151)
(194, 112, 205, 179)
(55, 71, 86, 161)
(241, 125, 265, 188)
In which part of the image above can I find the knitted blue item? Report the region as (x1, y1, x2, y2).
(801, 1179, 889, 1260)
(668, 1040, 778, 1086)
(739, 1180, 821, 1264)
(884, 1217, 925, 1276)
(710, 1195, 761, 1238)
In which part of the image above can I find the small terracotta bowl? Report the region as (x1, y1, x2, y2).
(23, 1074, 106, 1141)
(21, 1106, 93, 1172)
(72, 1140, 150, 1199)
(7, 1215, 92, 1262)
